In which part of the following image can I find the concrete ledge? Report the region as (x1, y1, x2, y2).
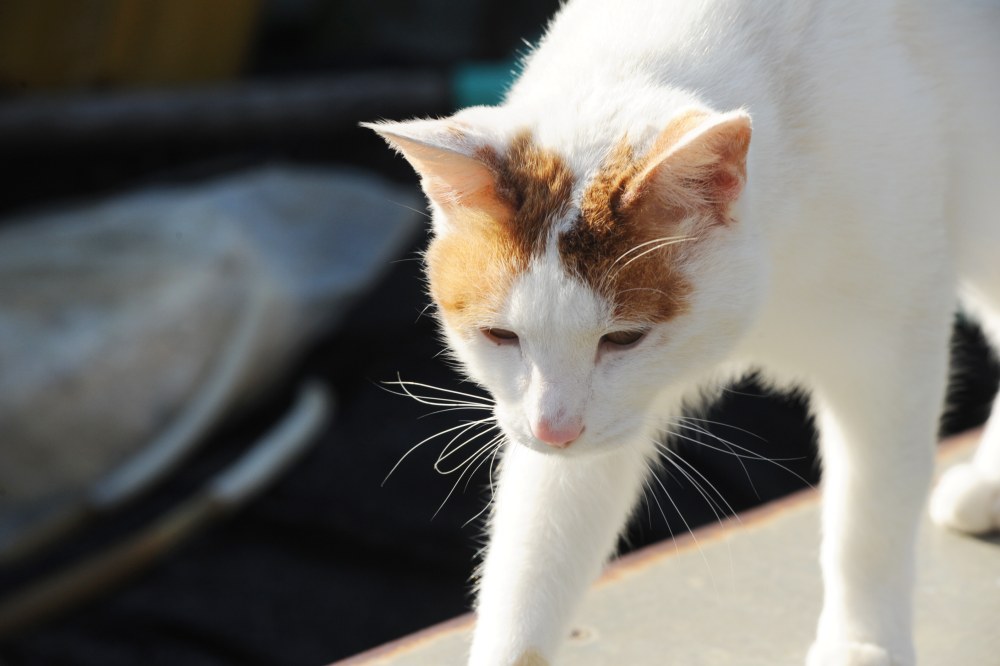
(336, 431, 1000, 664)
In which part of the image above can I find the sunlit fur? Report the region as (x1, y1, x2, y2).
(368, 0, 1000, 664)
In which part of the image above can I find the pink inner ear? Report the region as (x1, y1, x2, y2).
(711, 167, 745, 204)
(627, 110, 751, 214)
(371, 126, 507, 214)
(420, 153, 496, 206)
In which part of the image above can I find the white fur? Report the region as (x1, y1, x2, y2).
(377, 1, 1000, 664)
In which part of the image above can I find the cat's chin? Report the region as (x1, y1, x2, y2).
(500, 419, 650, 459)
(512, 437, 623, 459)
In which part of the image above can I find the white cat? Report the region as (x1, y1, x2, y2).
(366, 0, 1000, 663)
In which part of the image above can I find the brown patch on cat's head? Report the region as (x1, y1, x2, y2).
(560, 138, 694, 324)
(560, 108, 750, 324)
(513, 649, 550, 666)
(426, 211, 519, 329)
(427, 131, 575, 329)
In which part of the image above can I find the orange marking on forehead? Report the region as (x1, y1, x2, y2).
(479, 131, 576, 259)
(427, 211, 519, 328)
(427, 131, 575, 329)
(560, 122, 699, 323)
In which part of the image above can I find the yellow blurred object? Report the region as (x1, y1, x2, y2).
(0, 0, 261, 91)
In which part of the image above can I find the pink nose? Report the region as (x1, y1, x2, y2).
(532, 418, 584, 448)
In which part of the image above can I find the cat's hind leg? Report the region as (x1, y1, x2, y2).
(927, 4, 1000, 535)
(801, 303, 951, 666)
(930, 291, 1000, 535)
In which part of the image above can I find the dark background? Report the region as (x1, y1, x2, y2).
(0, 2, 996, 665)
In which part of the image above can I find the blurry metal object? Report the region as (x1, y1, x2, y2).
(0, 380, 333, 639)
(0, 71, 449, 149)
(91, 285, 269, 509)
(0, 285, 269, 564)
(0, 166, 420, 557)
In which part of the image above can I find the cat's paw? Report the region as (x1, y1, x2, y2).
(806, 641, 896, 666)
(929, 463, 1000, 535)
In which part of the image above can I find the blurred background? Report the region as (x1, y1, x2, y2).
(0, 2, 996, 665)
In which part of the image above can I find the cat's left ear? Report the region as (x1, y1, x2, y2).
(624, 109, 752, 222)
(363, 118, 509, 230)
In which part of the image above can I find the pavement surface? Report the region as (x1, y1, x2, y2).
(339, 432, 1000, 665)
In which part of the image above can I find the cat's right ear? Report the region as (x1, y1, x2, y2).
(622, 109, 751, 223)
(363, 119, 510, 230)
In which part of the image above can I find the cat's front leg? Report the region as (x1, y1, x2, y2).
(468, 441, 650, 666)
(804, 322, 948, 666)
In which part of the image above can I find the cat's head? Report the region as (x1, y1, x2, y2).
(366, 105, 760, 456)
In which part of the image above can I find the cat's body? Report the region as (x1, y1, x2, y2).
(368, 0, 1000, 664)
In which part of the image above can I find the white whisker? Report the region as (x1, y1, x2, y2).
(388, 198, 431, 220)
(436, 424, 501, 474)
(462, 434, 506, 491)
(615, 237, 697, 273)
(461, 438, 508, 527)
(641, 462, 673, 535)
(644, 460, 714, 586)
(420, 404, 494, 418)
(658, 440, 740, 521)
(597, 235, 698, 291)
(386, 377, 495, 405)
(668, 420, 815, 489)
(383, 416, 496, 485)
(609, 235, 695, 268)
(669, 423, 761, 500)
(434, 438, 500, 520)
(675, 415, 770, 443)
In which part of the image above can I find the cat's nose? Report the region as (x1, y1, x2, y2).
(532, 418, 584, 448)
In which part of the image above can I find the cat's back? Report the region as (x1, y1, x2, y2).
(511, 0, 997, 137)
(509, 0, 999, 236)
(905, 0, 1000, 260)
(499, 0, 999, 298)
(511, 0, 813, 103)
(507, 0, 931, 166)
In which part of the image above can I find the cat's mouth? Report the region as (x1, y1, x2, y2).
(507, 416, 652, 458)
(499, 421, 584, 456)
(509, 426, 617, 459)
(517, 437, 588, 456)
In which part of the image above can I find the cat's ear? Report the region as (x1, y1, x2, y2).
(363, 118, 509, 226)
(625, 109, 751, 220)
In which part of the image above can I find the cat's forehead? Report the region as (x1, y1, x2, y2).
(506, 249, 606, 340)
(426, 130, 691, 330)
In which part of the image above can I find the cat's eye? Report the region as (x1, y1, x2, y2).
(482, 327, 519, 344)
(601, 329, 646, 347)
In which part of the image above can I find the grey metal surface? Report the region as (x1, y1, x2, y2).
(0, 166, 419, 518)
(339, 434, 1000, 665)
